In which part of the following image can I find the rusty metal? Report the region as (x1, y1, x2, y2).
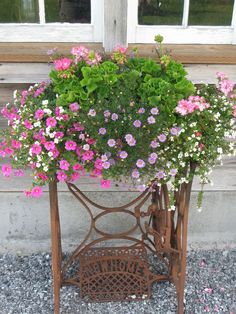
(48, 162, 197, 314)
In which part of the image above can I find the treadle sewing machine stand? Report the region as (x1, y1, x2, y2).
(49, 163, 196, 314)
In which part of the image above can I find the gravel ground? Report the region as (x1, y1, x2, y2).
(0, 249, 235, 314)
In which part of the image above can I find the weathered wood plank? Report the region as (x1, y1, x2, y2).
(0, 43, 236, 63)
(0, 43, 103, 63)
(0, 63, 236, 84)
(128, 44, 236, 64)
(103, 0, 128, 51)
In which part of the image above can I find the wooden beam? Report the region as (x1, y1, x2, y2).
(0, 43, 235, 63)
(103, 0, 128, 52)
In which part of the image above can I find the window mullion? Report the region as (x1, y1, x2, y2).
(38, 0, 46, 24)
(182, 0, 190, 28)
(232, 0, 236, 43)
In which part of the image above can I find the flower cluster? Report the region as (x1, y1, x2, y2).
(0, 39, 235, 200)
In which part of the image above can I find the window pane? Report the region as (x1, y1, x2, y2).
(0, 0, 39, 23)
(45, 0, 91, 23)
(189, 0, 234, 26)
(138, 0, 184, 25)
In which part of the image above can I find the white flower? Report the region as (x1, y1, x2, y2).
(43, 166, 48, 172)
(36, 162, 41, 168)
(48, 152, 53, 157)
(34, 121, 41, 128)
(42, 100, 49, 105)
(49, 133, 55, 139)
(217, 147, 223, 154)
(54, 138, 59, 144)
(83, 144, 90, 151)
(37, 155, 42, 161)
(43, 108, 52, 114)
(13, 90, 18, 99)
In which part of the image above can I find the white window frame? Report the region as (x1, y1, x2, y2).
(128, 0, 236, 44)
(0, 0, 104, 42)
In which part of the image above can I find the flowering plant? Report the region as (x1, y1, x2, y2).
(0, 36, 235, 202)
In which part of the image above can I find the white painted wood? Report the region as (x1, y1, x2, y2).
(127, 0, 138, 43)
(0, 0, 104, 42)
(135, 26, 234, 44)
(232, 0, 236, 43)
(38, 0, 46, 24)
(127, 0, 236, 44)
(1, 63, 236, 84)
(0, 24, 94, 42)
(91, 0, 104, 42)
(182, 0, 189, 28)
(103, 0, 128, 51)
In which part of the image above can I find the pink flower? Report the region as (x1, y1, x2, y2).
(99, 128, 106, 135)
(11, 140, 22, 149)
(31, 186, 43, 198)
(54, 57, 72, 71)
(107, 139, 116, 147)
(31, 143, 42, 155)
(94, 159, 103, 170)
(71, 46, 89, 59)
(88, 109, 96, 117)
(138, 107, 145, 114)
(133, 120, 141, 128)
(36, 172, 48, 181)
(111, 113, 119, 121)
(91, 168, 102, 177)
(158, 134, 167, 142)
(44, 141, 55, 151)
(82, 150, 94, 161)
(70, 172, 80, 182)
(59, 160, 70, 170)
(52, 148, 60, 158)
(24, 120, 33, 129)
(2, 164, 12, 177)
(104, 110, 111, 118)
(87, 138, 95, 145)
(100, 179, 111, 189)
(150, 107, 159, 115)
(57, 171, 67, 182)
(35, 109, 44, 120)
(69, 102, 80, 112)
(113, 44, 127, 54)
(132, 169, 140, 178)
(216, 72, 226, 80)
(176, 96, 210, 116)
(169, 168, 177, 177)
(156, 170, 165, 180)
(150, 140, 159, 148)
(55, 132, 64, 139)
(73, 163, 84, 171)
(128, 138, 136, 146)
(219, 79, 234, 95)
(24, 190, 31, 197)
(103, 161, 110, 169)
(136, 159, 145, 168)
(119, 151, 128, 159)
(46, 117, 57, 128)
(65, 140, 77, 151)
(147, 116, 156, 124)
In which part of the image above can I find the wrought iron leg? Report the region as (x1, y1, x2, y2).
(49, 178, 62, 314)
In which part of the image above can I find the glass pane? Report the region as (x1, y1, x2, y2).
(138, 0, 184, 25)
(189, 0, 234, 26)
(0, 0, 39, 23)
(45, 0, 91, 23)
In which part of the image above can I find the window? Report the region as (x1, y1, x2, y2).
(128, 0, 236, 44)
(0, 0, 103, 42)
